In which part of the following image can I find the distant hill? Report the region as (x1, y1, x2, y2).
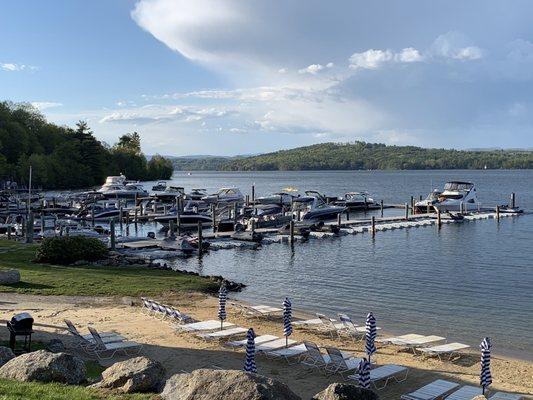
(171, 142, 533, 171)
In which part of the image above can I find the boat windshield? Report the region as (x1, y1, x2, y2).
(443, 182, 473, 191)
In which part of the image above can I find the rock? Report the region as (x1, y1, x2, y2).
(46, 339, 65, 353)
(0, 350, 86, 384)
(471, 397, 487, 400)
(121, 296, 136, 306)
(312, 383, 379, 400)
(91, 356, 164, 393)
(0, 269, 20, 284)
(0, 347, 15, 367)
(161, 369, 300, 400)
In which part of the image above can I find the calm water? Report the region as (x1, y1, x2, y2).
(148, 170, 533, 360)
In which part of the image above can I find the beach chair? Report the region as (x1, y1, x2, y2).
(167, 307, 195, 324)
(87, 327, 142, 360)
(324, 347, 365, 376)
(293, 318, 323, 326)
(64, 320, 125, 350)
(226, 334, 279, 349)
(390, 335, 446, 352)
(400, 379, 460, 400)
(177, 320, 235, 332)
(256, 338, 297, 353)
(316, 313, 345, 338)
(377, 333, 426, 345)
(197, 327, 247, 341)
(348, 364, 409, 390)
(265, 343, 308, 364)
(418, 342, 470, 360)
(338, 314, 366, 339)
(445, 385, 482, 400)
(300, 341, 354, 371)
(489, 393, 523, 400)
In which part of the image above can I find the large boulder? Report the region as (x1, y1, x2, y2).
(313, 383, 379, 400)
(91, 356, 165, 393)
(0, 350, 86, 384)
(0, 347, 15, 367)
(161, 369, 301, 400)
(0, 269, 20, 285)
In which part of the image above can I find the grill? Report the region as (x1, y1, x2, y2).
(7, 312, 34, 354)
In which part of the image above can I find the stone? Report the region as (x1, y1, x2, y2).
(161, 369, 300, 400)
(0, 269, 20, 285)
(312, 383, 380, 400)
(91, 356, 164, 393)
(471, 397, 487, 400)
(0, 347, 15, 368)
(46, 339, 65, 353)
(0, 350, 86, 384)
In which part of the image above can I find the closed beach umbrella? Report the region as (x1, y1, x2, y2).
(358, 358, 371, 389)
(243, 328, 257, 373)
(480, 337, 492, 395)
(365, 312, 377, 363)
(217, 282, 227, 329)
(283, 297, 292, 347)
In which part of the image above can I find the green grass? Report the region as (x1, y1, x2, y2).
(0, 240, 218, 297)
(0, 378, 158, 400)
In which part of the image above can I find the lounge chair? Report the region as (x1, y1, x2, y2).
(324, 347, 365, 376)
(348, 364, 409, 390)
(400, 379, 460, 399)
(265, 343, 308, 364)
(239, 304, 283, 318)
(377, 334, 426, 344)
(489, 393, 523, 400)
(197, 327, 247, 340)
(300, 341, 353, 371)
(256, 338, 297, 353)
(316, 313, 345, 338)
(445, 385, 482, 400)
(64, 320, 124, 349)
(177, 320, 235, 332)
(226, 334, 279, 349)
(338, 314, 367, 340)
(418, 342, 470, 360)
(87, 327, 143, 360)
(389, 335, 446, 352)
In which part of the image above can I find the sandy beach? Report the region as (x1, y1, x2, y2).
(1, 292, 531, 399)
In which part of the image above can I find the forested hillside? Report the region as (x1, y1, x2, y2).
(0, 101, 173, 189)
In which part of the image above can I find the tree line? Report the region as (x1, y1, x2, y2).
(0, 101, 173, 189)
(172, 142, 533, 171)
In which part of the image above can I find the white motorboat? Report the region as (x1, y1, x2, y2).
(98, 177, 148, 198)
(186, 188, 207, 201)
(343, 192, 375, 209)
(433, 181, 480, 212)
(153, 186, 185, 202)
(414, 189, 442, 213)
(201, 187, 244, 204)
(256, 192, 297, 205)
(152, 181, 168, 191)
(292, 191, 346, 221)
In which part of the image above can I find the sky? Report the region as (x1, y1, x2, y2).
(1, 0, 533, 156)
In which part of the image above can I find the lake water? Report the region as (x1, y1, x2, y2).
(148, 170, 533, 360)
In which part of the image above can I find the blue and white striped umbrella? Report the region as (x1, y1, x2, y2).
(243, 328, 257, 373)
(282, 297, 292, 347)
(365, 312, 377, 362)
(480, 337, 492, 394)
(217, 283, 227, 329)
(358, 358, 371, 389)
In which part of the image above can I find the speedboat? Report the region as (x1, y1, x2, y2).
(75, 201, 122, 220)
(433, 181, 479, 212)
(152, 181, 167, 191)
(292, 191, 346, 221)
(414, 189, 442, 213)
(186, 188, 207, 201)
(153, 186, 185, 202)
(153, 202, 212, 228)
(201, 187, 244, 204)
(342, 192, 375, 209)
(255, 192, 297, 205)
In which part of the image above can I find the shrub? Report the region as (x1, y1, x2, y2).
(36, 236, 108, 265)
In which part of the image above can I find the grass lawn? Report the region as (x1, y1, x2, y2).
(0, 378, 158, 400)
(0, 240, 218, 297)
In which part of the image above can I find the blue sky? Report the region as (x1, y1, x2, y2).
(1, 1, 532, 155)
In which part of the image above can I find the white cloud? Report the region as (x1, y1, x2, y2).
(31, 102, 62, 110)
(453, 46, 483, 60)
(349, 49, 393, 70)
(297, 63, 334, 74)
(1, 63, 38, 72)
(395, 47, 423, 63)
(431, 32, 484, 61)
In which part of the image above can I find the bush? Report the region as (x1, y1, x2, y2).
(36, 236, 108, 265)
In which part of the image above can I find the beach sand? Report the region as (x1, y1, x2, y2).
(1, 292, 531, 399)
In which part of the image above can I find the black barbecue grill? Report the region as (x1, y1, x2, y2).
(7, 312, 34, 354)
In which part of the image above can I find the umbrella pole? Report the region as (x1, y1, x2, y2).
(221, 320, 223, 330)
(286, 336, 288, 348)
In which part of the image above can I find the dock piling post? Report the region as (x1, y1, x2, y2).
(176, 209, 181, 236)
(211, 204, 216, 233)
(496, 205, 500, 221)
(410, 196, 414, 215)
(169, 219, 174, 237)
(371, 216, 376, 237)
(289, 219, 295, 244)
(511, 193, 515, 209)
(251, 218, 256, 234)
(197, 221, 203, 256)
(337, 213, 342, 228)
(233, 202, 238, 225)
(380, 200, 384, 217)
(26, 213, 33, 244)
(125, 213, 130, 236)
(134, 207, 138, 225)
(110, 220, 116, 250)
(404, 203, 409, 220)
(119, 207, 124, 232)
(251, 184, 255, 203)
(437, 209, 442, 228)
(91, 203, 95, 227)
(245, 195, 249, 206)
(345, 209, 350, 221)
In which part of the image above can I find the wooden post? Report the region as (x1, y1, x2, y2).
(233, 202, 238, 225)
(289, 219, 295, 244)
(176, 208, 181, 236)
(169, 219, 175, 238)
(496, 205, 500, 221)
(91, 203, 95, 227)
(211, 204, 216, 233)
(410, 196, 414, 215)
(134, 207, 138, 225)
(119, 207, 124, 232)
(380, 200, 384, 217)
(297, 210, 301, 222)
(345, 209, 350, 221)
(251, 184, 255, 203)
(337, 213, 342, 227)
(371, 216, 376, 237)
(125, 213, 130, 236)
(404, 203, 409, 220)
(110, 219, 116, 250)
(511, 193, 515, 209)
(139, 202, 144, 216)
(245, 195, 250, 206)
(197, 221, 203, 256)
(437, 209, 442, 228)
(26, 213, 33, 244)
(251, 218, 256, 234)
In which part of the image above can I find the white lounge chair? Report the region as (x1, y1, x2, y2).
(338, 314, 368, 340)
(64, 320, 124, 350)
(177, 320, 235, 332)
(256, 338, 297, 352)
(265, 343, 307, 364)
(197, 327, 247, 340)
(348, 364, 409, 390)
(489, 393, 523, 400)
(87, 327, 142, 360)
(390, 335, 446, 352)
(301, 341, 353, 371)
(418, 342, 470, 360)
(324, 347, 365, 376)
(377, 334, 426, 344)
(226, 334, 279, 349)
(316, 313, 345, 338)
(445, 385, 483, 400)
(401, 379, 460, 400)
